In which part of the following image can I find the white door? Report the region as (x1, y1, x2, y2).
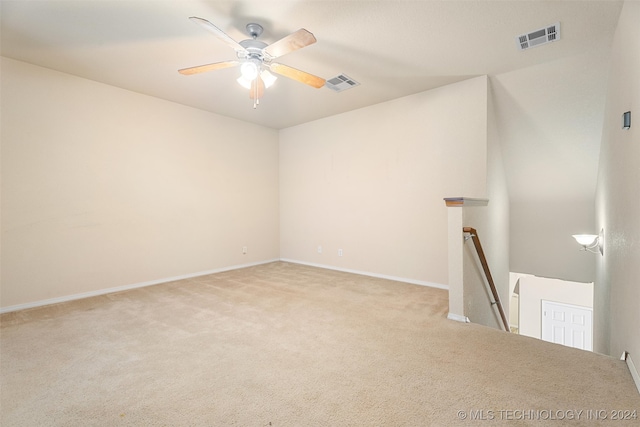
(541, 300, 593, 351)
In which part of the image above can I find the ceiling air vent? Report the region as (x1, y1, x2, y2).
(325, 74, 360, 92)
(516, 22, 560, 51)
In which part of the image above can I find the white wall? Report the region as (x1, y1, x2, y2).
(490, 46, 609, 285)
(1, 58, 280, 309)
(518, 275, 593, 340)
(594, 1, 640, 358)
(508, 272, 532, 328)
(279, 77, 488, 286)
(510, 199, 595, 283)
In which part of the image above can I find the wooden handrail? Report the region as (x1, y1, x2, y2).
(463, 227, 510, 332)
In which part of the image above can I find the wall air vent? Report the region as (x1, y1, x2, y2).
(325, 74, 360, 92)
(516, 22, 560, 51)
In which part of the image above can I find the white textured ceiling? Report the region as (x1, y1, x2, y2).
(1, 0, 624, 202)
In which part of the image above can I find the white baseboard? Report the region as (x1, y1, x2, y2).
(0, 259, 280, 314)
(1, 259, 447, 314)
(447, 313, 471, 323)
(279, 258, 449, 291)
(622, 352, 640, 395)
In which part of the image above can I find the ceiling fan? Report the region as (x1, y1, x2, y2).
(179, 17, 326, 108)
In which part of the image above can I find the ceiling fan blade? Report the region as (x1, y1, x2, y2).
(178, 60, 239, 75)
(249, 77, 265, 100)
(269, 63, 326, 88)
(189, 17, 246, 53)
(264, 29, 317, 58)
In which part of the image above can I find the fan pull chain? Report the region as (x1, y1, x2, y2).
(253, 85, 257, 109)
(253, 78, 260, 109)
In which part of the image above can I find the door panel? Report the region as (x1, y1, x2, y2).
(542, 300, 593, 351)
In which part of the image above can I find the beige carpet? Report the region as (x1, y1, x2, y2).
(1, 261, 639, 426)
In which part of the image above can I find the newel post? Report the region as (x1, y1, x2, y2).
(443, 197, 489, 323)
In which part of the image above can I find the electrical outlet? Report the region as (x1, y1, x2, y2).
(338, 249, 343, 257)
(242, 246, 247, 254)
(317, 245, 323, 254)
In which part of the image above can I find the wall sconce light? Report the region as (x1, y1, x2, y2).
(623, 111, 631, 129)
(572, 229, 604, 255)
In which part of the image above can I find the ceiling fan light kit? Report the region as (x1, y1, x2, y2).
(179, 18, 326, 109)
(240, 60, 260, 81)
(237, 70, 276, 90)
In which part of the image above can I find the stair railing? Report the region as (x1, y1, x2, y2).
(463, 227, 510, 332)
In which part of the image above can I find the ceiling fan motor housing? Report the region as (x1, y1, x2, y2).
(238, 39, 269, 61)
